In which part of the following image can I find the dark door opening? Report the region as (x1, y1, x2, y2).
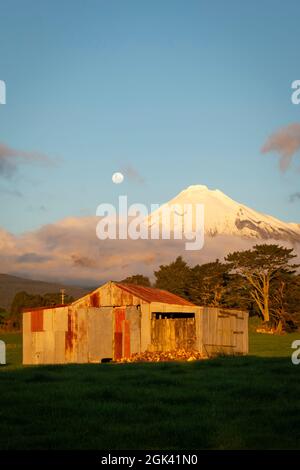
(151, 312, 196, 351)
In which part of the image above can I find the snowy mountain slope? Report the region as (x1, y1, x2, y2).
(148, 185, 300, 243)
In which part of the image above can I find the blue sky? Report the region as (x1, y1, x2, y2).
(0, 0, 300, 234)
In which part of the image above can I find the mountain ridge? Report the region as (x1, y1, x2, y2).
(0, 273, 90, 311)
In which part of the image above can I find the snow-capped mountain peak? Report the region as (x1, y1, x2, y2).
(148, 185, 300, 242)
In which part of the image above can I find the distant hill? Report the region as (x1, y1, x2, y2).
(0, 273, 90, 311)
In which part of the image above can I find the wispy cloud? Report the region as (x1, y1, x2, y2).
(26, 204, 47, 212)
(0, 142, 54, 179)
(261, 123, 300, 172)
(71, 254, 98, 268)
(290, 192, 300, 203)
(17, 253, 51, 264)
(0, 187, 22, 198)
(121, 165, 145, 184)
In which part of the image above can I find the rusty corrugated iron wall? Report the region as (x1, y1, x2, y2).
(23, 281, 248, 365)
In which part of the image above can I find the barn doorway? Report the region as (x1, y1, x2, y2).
(151, 312, 196, 351)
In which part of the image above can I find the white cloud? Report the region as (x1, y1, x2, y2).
(0, 216, 299, 285)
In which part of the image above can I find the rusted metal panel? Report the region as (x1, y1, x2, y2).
(87, 308, 101, 362)
(126, 306, 141, 355)
(141, 303, 151, 351)
(65, 308, 77, 362)
(22, 312, 32, 364)
(32, 332, 44, 364)
(53, 307, 68, 331)
(90, 292, 99, 308)
(112, 286, 123, 306)
(75, 282, 195, 309)
(70, 281, 195, 309)
(23, 311, 31, 334)
(120, 290, 137, 306)
(43, 309, 53, 331)
(43, 331, 55, 364)
(100, 283, 112, 306)
(54, 331, 66, 363)
(201, 307, 249, 356)
(0, 340, 5, 365)
(88, 307, 113, 362)
(31, 310, 44, 332)
(116, 283, 195, 306)
(122, 320, 131, 358)
(76, 308, 88, 363)
(114, 307, 125, 360)
(234, 311, 248, 354)
(194, 308, 203, 354)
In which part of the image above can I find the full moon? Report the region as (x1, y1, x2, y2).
(112, 172, 124, 184)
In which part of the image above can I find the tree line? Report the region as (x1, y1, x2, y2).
(1, 292, 74, 330)
(122, 244, 300, 332)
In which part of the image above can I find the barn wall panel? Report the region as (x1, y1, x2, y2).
(65, 308, 78, 362)
(53, 307, 68, 331)
(32, 332, 44, 364)
(54, 331, 66, 363)
(76, 308, 88, 363)
(194, 308, 203, 353)
(114, 307, 125, 360)
(87, 307, 113, 362)
(43, 331, 55, 364)
(122, 320, 131, 358)
(100, 284, 112, 306)
(126, 306, 141, 355)
(43, 310, 53, 331)
(141, 304, 151, 352)
(31, 310, 43, 332)
(22, 312, 32, 364)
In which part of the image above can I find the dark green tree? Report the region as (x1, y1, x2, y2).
(10, 291, 43, 318)
(269, 271, 300, 331)
(154, 256, 192, 300)
(10, 291, 74, 328)
(120, 274, 151, 287)
(226, 244, 299, 324)
(189, 260, 229, 306)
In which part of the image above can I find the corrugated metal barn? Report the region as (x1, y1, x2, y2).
(23, 281, 248, 365)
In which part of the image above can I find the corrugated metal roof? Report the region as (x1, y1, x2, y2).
(116, 283, 195, 306)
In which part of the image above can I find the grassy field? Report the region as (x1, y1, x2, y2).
(0, 322, 300, 450)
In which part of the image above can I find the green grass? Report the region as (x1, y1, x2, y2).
(0, 332, 22, 368)
(0, 321, 300, 450)
(248, 316, 300, 357)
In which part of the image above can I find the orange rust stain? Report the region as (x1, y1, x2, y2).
(116, 282, 195, 306)
(114, 308, 125, 360)
(114, 308, 125, 332)
(31, 310, 43, 332)
(123, 320, 130, 358)
(90, 292, 99, 307)
(65, 310, 77, 355)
